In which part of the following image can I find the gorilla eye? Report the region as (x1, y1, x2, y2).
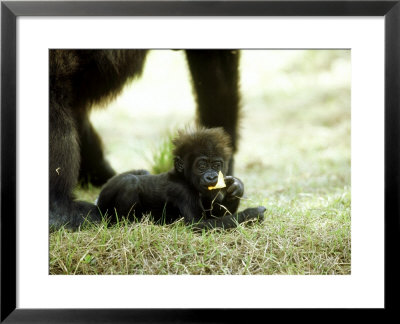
(197, 161, 208, 171)
(212, 161, 222, 170)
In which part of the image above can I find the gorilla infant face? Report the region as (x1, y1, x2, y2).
(191, 156, 225, 194)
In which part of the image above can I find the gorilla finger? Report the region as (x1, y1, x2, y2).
(224, 176, 234, 186)
(226, 184, 237, 194)
(231, 188, 243, 197)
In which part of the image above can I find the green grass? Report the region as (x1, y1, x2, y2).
(50, 50, 351, 275)
(149, 130, 175, 174)
(50, 187, 350, 275)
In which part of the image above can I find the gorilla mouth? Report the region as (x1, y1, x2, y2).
(207, 171, 226, 190)
(201, 181, 217, 191)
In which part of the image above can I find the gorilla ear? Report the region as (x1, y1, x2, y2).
(174, 156, 184, 173)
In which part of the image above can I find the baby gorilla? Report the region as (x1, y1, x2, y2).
(96, 128, 265, 230)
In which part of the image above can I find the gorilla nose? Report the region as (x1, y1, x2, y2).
(205, 174, 218, 185)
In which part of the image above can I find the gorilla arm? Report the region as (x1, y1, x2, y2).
(170, 178, 265, 230)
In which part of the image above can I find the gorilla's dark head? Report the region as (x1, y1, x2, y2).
(172, 127, 233, 195)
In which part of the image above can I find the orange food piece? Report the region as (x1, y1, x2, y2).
(208, 171, 226, 190)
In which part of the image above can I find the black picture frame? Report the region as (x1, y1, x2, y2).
(1, 0, 398, 322)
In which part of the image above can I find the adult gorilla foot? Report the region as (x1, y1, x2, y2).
(49, 200, 102, 231)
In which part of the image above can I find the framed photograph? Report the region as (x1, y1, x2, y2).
(1, 0, 398, 321)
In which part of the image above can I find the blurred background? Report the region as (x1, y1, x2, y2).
(89, 50, 351, 202)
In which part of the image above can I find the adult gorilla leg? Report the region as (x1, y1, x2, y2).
(49, 107, 101, 230)
(76, 113, 116, 187)
(185, 50, 240, 174)
(49, 49, 149, 230)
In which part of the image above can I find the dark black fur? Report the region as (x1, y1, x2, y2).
(97, 128, 265, 230)
(49, 50, 241, 230)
